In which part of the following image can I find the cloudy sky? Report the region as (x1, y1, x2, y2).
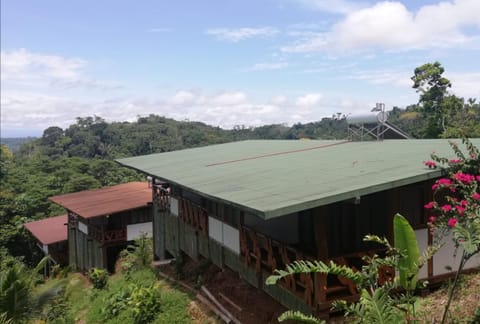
(1, 0, 479, 137)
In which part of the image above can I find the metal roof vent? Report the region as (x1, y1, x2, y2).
(347, 103, 410, 141)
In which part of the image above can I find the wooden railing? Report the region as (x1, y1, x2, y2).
(179, 198, 208, 236)
(153, 185, 170, 211)
(89, 226, 126, 244)
(239, 226, 371, 310)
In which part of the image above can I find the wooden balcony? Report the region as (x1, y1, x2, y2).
(239, 226, 363, 311)
(89, 226, 126, 244)
(179, 198, 208, 236)
(153, 185, 170, 211)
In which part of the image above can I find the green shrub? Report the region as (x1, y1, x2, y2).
(128, 284, 161, 324)
(89, 268, 108, 289)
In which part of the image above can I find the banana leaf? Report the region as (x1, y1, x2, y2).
(394, 213, 420, 290)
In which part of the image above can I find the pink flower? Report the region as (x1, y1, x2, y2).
(428, 216, 436, 223)
(438, 178, 453, 186)
(448, 218, 458, 227)
(449, 159, 462, 164)
(424, 202, 436, 209)
(476, 175, 480, 182)
(472, 192, 480, 200)
(455, 205, 465, 216)
(425, 160, 437, 168)
(442, 204, 452, 212)
(460, 199, 468, 206)
(453, 172, 475, 184)
(432, 184, 439, 191)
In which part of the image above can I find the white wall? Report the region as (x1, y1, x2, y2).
(78, 221, 88, 235)
(208, 216, 240, 254)
(415, 228, 429, 279)
(170, 198, 179, 216)
(223, 223, 240, 254)
(127, 222, 153, 241)
(433, 233, 480, 276)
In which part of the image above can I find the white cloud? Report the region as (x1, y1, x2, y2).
(249, 62, 288, 71)
(206, 27, 279, 42)
(1, 48, 86, 82)
(283, 0, 480, 53)
(270, 95, 288, 105)
(345, 69, 412, 88)
(1, 91, 89, 131)
(449, 72, 480, 99)
(0, 48, 121, 90)
(168, 90, 197, 105)
(295, 93, 323, 106)
(1, 88, 350, 136)
(210, 91, 248, 105)
(295, 0, 367, 14)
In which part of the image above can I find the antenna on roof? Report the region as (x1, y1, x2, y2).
(347, 102, 410, 141)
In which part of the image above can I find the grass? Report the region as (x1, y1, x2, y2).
(416, 272, 480, 323)
(39, 267, 214, 324)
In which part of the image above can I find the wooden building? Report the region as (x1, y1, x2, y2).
(118, 139, 480, 313)
(49, 182, 152, 272)
(24, 214, 69, 268)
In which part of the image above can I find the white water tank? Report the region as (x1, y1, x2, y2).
(346, 112, 387, 124)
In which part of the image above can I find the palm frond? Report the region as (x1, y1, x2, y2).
(278, 310, 326, 324)
(266, 260, 363, 286)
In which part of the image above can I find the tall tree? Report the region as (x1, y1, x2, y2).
(411, 61, 458, 138)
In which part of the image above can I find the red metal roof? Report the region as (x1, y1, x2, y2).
(24, 214, 68, 245)
(49, 182, 152, 219)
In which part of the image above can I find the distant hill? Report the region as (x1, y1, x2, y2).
(17, 115, 349, 160)
(1, 137, 37, 152)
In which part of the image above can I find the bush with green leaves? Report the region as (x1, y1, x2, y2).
(119, 234, 153, 278)
(128, 284, 162, 324)
(0, 256, 65, 322)
(424, 138, 480, 323)
(89, 268, 108, 289)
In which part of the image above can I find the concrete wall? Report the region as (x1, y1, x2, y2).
(433, 232, 480, 276)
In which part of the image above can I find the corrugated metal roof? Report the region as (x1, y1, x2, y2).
(117, 139, 480, 220)
(49, 182, 151, 218)
(24, 214, 68, 245)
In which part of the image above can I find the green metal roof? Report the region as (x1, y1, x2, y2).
(117, 139, 480, 220)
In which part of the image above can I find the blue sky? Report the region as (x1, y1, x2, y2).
(1, 0, 479, 137)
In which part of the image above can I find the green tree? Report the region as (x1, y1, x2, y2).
(411, 62, 461, 138)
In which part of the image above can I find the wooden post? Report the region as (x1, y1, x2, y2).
(313, 206, 329, 309)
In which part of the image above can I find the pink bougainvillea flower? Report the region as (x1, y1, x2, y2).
(437, 178, 452, 186)
(448, 218, 458, 227)
(453, 172, 475, 184)
(472, 192, 480, 200)
(460, 199, 468, 206)
(449, 159, 462, 164)
(442, 204, 452, 212)
(476, 175, 480, 182)
(428, 216, 436, 223)
(424, 202, 436, 209)
(455, 205, 465, 215)
(425, 160, 437, 168)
